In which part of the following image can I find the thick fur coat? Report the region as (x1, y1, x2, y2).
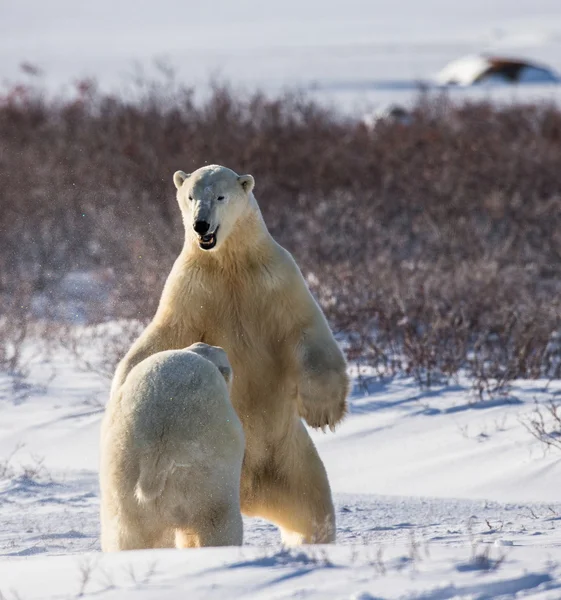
(100, 343, 244, 550)
(106, 165, 349, 545)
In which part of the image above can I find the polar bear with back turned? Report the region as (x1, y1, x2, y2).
(100, 342, 244, 550)
(110, 164, 350, 545)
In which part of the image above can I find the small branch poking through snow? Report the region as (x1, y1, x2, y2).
(520, 399, 561, 453)
(76, 557, 98, 597)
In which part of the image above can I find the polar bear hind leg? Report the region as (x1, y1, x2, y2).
(101, 511, 174, 552)
(175, 502, 243, 548)
(242, 423, 336, 545)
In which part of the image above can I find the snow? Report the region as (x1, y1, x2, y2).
(434, 55, 559, 86)
(2, 544, 561, 599)
(434, 55, 493, 86)
(3, 2, 561, 596)
(3, 0, 561, 112)
(1, 344, 561, 597)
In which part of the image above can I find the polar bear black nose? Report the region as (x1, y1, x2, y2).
(194, 220, 210, 235)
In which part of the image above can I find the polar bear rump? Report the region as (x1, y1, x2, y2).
(99, 343, 245, 550)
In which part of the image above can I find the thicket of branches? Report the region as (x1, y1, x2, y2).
(2, 72, 561, 388)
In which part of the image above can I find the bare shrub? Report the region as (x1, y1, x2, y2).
(58, 320, 148, 379)
(0, 444, 51, 482)
(0, 290, 35, 377)
(460, 516, 507, 572)
(2, 71, 561, 388)
(521, 400, 561, 452)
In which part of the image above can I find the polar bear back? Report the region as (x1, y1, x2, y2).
(100, 344, 245, 550)
(119, 348, 242, 456)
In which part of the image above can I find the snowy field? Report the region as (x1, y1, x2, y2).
(3, 2, 561, 598)
(1, 346, 561, 598)
(2, 1, 561, 112)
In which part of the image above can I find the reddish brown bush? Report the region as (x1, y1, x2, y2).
(1, 75, 561, 388)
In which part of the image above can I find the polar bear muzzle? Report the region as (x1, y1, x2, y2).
(198, 226, 219, 250)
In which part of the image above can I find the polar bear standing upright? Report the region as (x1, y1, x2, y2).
(100, 343, 245, 550)
(111, 165, 350, 545)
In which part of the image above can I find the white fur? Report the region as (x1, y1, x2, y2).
(111, 165, 350, 545)
(173, 165, 256, 253)
(100, 343, 245, 551)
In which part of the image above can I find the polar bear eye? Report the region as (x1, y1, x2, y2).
(188, 195, 193, 201)
(217, 196, 225, 201)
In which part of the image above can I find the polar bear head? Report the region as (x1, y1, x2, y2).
(174, 165, 255, 252)
(187, 342, 233, 388)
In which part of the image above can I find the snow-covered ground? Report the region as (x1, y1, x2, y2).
(3, 1, 561, 111)
(1, 345, 561, 598)
(3, 3, 561, 596)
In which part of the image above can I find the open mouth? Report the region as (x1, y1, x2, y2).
(198, 226, 219, 250)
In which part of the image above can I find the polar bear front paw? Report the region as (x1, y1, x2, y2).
(297, 374, 349, 432)
(299, 398, 347, 432)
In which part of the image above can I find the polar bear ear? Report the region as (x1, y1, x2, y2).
(238, 174, 255, 193)
(173, 170, 190, 190)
